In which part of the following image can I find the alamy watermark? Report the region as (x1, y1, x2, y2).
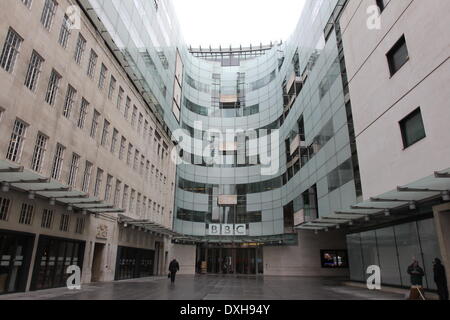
(66, 5, 81, 30)
(170, 121, 280, 176)
(66, 265, 81, 290)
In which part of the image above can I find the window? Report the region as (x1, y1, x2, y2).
(133, 150, 139, 170)
(144, 120, 148, 138)
(108, 76, 116, 100)
(122, 185, 129, 210)
(131, 106, 138, 127)
(77, 98, 89, 128)
(75, 217, 85, 234)
(0, 197, 11, 221)
(400, 108, 426, 148)
(59, 214, 70, 232)
(63, 85, 76, 118)
(101, 120, 110, 146)
(0, 28, 23, 73)
(40, 0, 58, 30)
(387, 35, 409, 76)
(45, 69, 61, 105)
(81, 161, 93, 193)
(114, 180, 122, 207)
(58, 14, 71, 48)
(136, 193, 141, 216)
(137, 113, 143, 134)
(98, 63, 107, 89)
(51, 144, 65, 180)
(140, 155, 145, 174)
(119, 136, 126, 160)
(19, 203, 34, 225)
(21, 0, 33, 8)
(124, 97, 131, 119)
(111, 128, 119, 153)
(31, 133, 48, 172)
(104, 174, 113, 201)
(127, 144, 133, 166)
(117, 86, 124, 110)
(67, 153, 80, 187)
(24, 51, 44, 91)
(87, 50, 97, 78)
(74, 33, 86, 64)
(90, 110, 100, 139)
(6, 119, 27, 162)
(129, 189, 136, 213)
(93, 168, 103, 197)
(41, 209, 53, 229)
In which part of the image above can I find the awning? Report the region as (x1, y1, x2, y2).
(118, 214, 181, 238)
(0, 159, 124, 215)
(296, 168, 450, 232)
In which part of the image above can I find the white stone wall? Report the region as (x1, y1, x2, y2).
(340, 0, 450, 199)
(169, 244, 196, 275)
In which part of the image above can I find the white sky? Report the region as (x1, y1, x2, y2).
(171, 0, 307, 48)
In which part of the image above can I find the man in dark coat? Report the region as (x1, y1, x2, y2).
(169, 258, 180, 284)
(407, 259, 426, 300)
(407, 260, 425, 286)
(433, 258, 449, 300)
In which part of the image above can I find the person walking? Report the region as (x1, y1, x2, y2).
(168, 258, 180, 284)
(433, 258, 449, 300)
(407, 259, 425, 300)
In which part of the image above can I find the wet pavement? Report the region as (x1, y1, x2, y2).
(0, 275, 404, 300)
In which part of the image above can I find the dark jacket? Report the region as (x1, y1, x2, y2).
(169, 260, 180, 273)
(434, 260, 447, 285)
(407, 264, 425, 286)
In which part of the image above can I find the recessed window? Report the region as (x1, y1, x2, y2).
(0, 28, 23, 73)
(387, 35, 409, 76)
(400, 108, 426, 148)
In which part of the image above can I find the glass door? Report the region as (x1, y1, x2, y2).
(0, 231, 34, 294)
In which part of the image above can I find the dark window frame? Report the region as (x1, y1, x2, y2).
(399, 107, 426, 149)
(386, 35, 409, 76)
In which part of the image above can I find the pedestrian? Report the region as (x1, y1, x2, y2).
(407, 259, 425, 300)
(168, 258, 180, 284)
(433, 258, 449, 300)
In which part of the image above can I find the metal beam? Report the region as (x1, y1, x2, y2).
(370, 197, 409, 203)
(335, 211, 372, 215)
(54, 195, 90, 199)
(32, 187, 72, 192)
(435, 172, 450, 179)
(88, 209, 125, 213)
(2, 178, 50, 184)
(397, 186, 445, 193)
(0, 166, 24, 173)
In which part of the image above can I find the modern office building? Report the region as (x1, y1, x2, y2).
(0, 0, 449, 295)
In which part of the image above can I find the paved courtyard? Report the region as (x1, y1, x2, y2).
(0, 275, 405, 300)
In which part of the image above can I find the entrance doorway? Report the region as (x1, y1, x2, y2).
(197, 246, 263, 275)
(91, 243, 105, 283)
(0, 231, 34, 294)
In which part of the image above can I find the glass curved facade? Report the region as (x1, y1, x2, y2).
(81, 0, 361, 242)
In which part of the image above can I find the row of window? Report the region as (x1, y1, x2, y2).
(3, 117, 171, 220)
(0, 196, 85, 234)
(2, 2, 171, 158)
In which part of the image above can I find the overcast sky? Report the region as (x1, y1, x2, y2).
(171, 0, 307, 48)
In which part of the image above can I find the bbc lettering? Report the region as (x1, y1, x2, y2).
(208, 224, 247, 236)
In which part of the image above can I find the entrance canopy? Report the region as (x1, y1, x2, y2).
(297, 168, 450, 232)
(118, 214, 182, 238)
(0, 160, 124, 215)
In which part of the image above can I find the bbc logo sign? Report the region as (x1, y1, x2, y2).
(208, 224, 247, 236)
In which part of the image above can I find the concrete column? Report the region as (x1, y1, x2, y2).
(25, 233, 40, 292)
(433, 203, 450, 284)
